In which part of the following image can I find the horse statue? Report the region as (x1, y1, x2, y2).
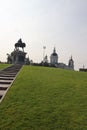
(15, 39, 26, 51)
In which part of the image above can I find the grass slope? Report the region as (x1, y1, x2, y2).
(0, 64, 10, 70)
(0, 66, 87, 130)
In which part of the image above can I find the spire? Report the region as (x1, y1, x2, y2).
(53, 47, 56, 53)
(68, 56, 74, 70)
(70, 55, 72, 60)
(44, 55, 48, 63)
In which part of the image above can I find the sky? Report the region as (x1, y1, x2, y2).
(0, 0, 87, 70)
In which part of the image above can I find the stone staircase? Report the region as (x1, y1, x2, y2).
(0, 64, 23, 103)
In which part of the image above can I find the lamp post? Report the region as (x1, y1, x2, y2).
(43, 46, 46, 62)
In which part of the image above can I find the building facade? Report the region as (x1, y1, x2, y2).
(50, 48, 74, 70)
(50, 47, 58, 65)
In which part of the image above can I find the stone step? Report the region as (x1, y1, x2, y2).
(0, 91, 5, 95)
(0, 95, 2, 99)
(2, 69, 19, 72)
(0, 87, 8, 90)
(4, 69, 20, 71)
(0, 80, 13, 82)
(0, 73, 17, 75)
(0, 72, 16, 74)
(0, 84, 9, 87)
(0, 64, 23, 103)
(0, 74, 16, 77)
(0, 81, 11, 84)
(0, 77, 14, 80)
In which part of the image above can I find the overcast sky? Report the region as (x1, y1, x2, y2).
(0, 0, 87, 70)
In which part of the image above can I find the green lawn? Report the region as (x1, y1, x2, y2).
(0, 64, 10, 70)
(0, 65, 87, 130)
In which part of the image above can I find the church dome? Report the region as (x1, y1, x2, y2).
(50, 47, 58, 64)
(51, 48, 58, 56)
(52, 52, 58, 56)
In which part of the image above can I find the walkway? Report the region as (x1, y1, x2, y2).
(0, 64, 23, 103)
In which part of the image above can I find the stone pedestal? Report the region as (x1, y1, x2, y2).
(11, 49, 27, 64)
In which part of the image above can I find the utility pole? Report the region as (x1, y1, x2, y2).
(43, 46, 46, 62)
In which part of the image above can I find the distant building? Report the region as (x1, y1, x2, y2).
(43, 55, 48, 63)
(7, 40, 74, 70)
(79, 68, 87, 72)
(68, 56, 74, 70)
(79, 65, 87, 72)
(50, 48, 74, 70)
(50, 47, 58, 65)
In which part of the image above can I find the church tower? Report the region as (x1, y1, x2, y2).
(50, 47, 58, 65)
(68, 56, 74, 70)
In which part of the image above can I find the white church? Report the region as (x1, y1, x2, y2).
(50, 47, 74, 70)
(44, 47, 74, 70)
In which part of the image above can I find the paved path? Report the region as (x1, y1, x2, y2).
(0, 64, 23, 103)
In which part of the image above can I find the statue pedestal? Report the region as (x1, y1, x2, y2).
(11, 50, 27, 64)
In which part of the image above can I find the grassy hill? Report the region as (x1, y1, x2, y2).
(0, 64, 10, 70)
(0, 65, 87, 130)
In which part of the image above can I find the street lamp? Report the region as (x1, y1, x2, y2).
(43, 46, 46, 62)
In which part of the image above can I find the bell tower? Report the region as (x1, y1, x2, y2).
(50, 47, 58, 65)
(68, 56, 74, 70)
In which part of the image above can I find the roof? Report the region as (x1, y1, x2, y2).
(52, 53, 58, 56)
(51, 47, 58, 56)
